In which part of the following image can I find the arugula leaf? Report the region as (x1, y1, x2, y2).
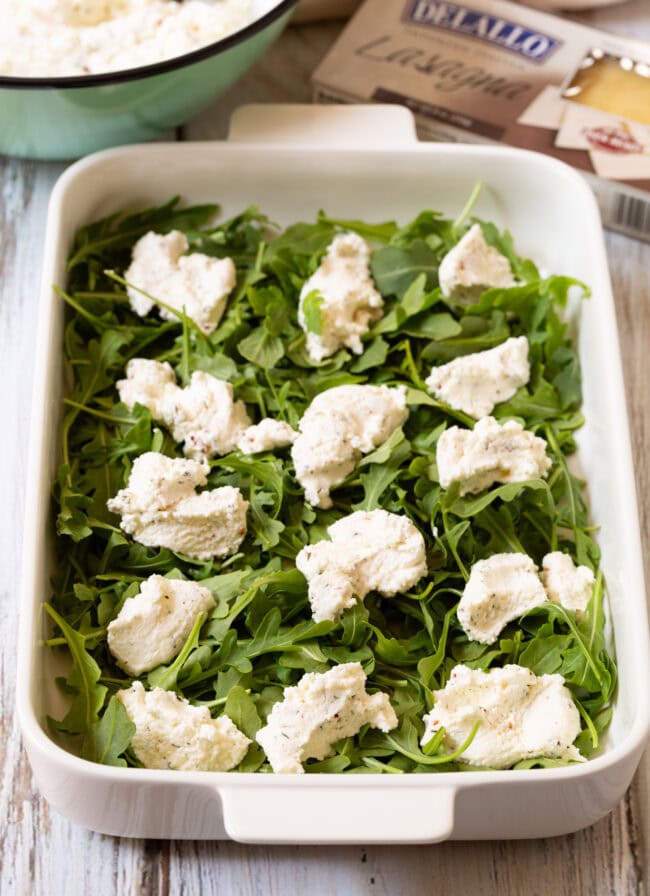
(371, 242, 439, 299)
(44, 604, 107, 735)
(317, 213, 398, 243)
(148, 612, 206, 690)
(301, 290, 324, 335)
(82, 696, 135, 766)
(349, 336, 388, 373)
(442, 480, 552, 518)
(224, 686, 263, 738)
(238, 327, 284, 368)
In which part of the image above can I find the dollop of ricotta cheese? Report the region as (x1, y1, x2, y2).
(298, 233, 384, 362)
(255, 662, 397, 774)
(107, 451, 248, 560)
(457, 553, 547, 644)
(117, 681, 250, 771)
(125, 231, 236, 335)
(237, 418, 298, 455)
(541, 551, 595, 614)
(438, 223, 516, 302)
(421, 664, 583, 768)
(107, 574, 215, 675)
(117, 359, 296, 460)
(296, 509, 429, 622)
(426, 336, 530, 419)
(436, 416, 551, 495)
(292, 384, 409, 508)
(0, 0, 254, 77)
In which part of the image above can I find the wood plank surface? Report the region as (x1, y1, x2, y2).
(1, 8, 648, 895)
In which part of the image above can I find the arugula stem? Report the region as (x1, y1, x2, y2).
(453, 181, 483, 232)
(63, 398, 136, 425)
(522, 510, 553, 550)
(44, 627, 107, 647)
(105, 270, 206, 340)
(399, 340, 426, 390)
(264, 370, 285, 421)
(180, 308, 191, 386)
(419, 604, 457, 689)
(74, 291, 130, 303)
(441, 509, 469, 580)
(361, 758, 404, 773)
(387, 720, 480, 765)
(575, 698, 599, 750)
(549, 604, 604, 689)
(55, 286, 107, 329)
(545, 424, 577, 530)
(150, 611, 206, 691)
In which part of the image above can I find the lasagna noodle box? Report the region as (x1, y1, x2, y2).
(312, 0, 650, 241)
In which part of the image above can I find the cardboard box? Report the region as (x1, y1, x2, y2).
(313, 0, 650, 241)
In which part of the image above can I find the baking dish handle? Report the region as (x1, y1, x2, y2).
(218, 783, 455, 844)
(227, 103, 419, 148)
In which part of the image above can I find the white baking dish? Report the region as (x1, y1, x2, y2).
(17, 105, 650, 843)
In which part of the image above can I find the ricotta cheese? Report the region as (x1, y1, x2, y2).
(436, 416, 551, 495)
(0, 0, 254, 77)
(295, 509, 429, 622)
(117, 681, 250, 771)
(125, 231, 236, 335)
(541, 551, 595, 614)
(298, 233, 384, 362)
(438, 223, 516, 302)
(421, 664, 583, 768)
(292, 384, 409, 508)
(237, 419, 298, 455)
(116, 357, 177, 423)
(117, 359, 296, 460)
(457, 553, 547, 644)
(426, 336, 530, 419)
(255, 662, 397, 774)
(107, 451, 248, 560)
(107, 574, 215, 675)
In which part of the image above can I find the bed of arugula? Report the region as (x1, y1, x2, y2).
(46, 194, 616, 772)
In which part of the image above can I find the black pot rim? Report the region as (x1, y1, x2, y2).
(0, 0, 298, 90)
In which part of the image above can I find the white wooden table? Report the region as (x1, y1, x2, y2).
(1, 5, 649, 894)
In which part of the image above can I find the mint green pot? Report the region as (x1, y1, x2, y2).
(0, 1, 297, 160)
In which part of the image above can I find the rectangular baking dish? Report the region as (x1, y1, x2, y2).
(17, 104, 650, 843)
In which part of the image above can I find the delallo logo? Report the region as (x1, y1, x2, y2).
(403, 1, 561, 63)
(583, 124, 643, 155)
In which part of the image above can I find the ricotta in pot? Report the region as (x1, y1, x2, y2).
(0, 0, 254, 77)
